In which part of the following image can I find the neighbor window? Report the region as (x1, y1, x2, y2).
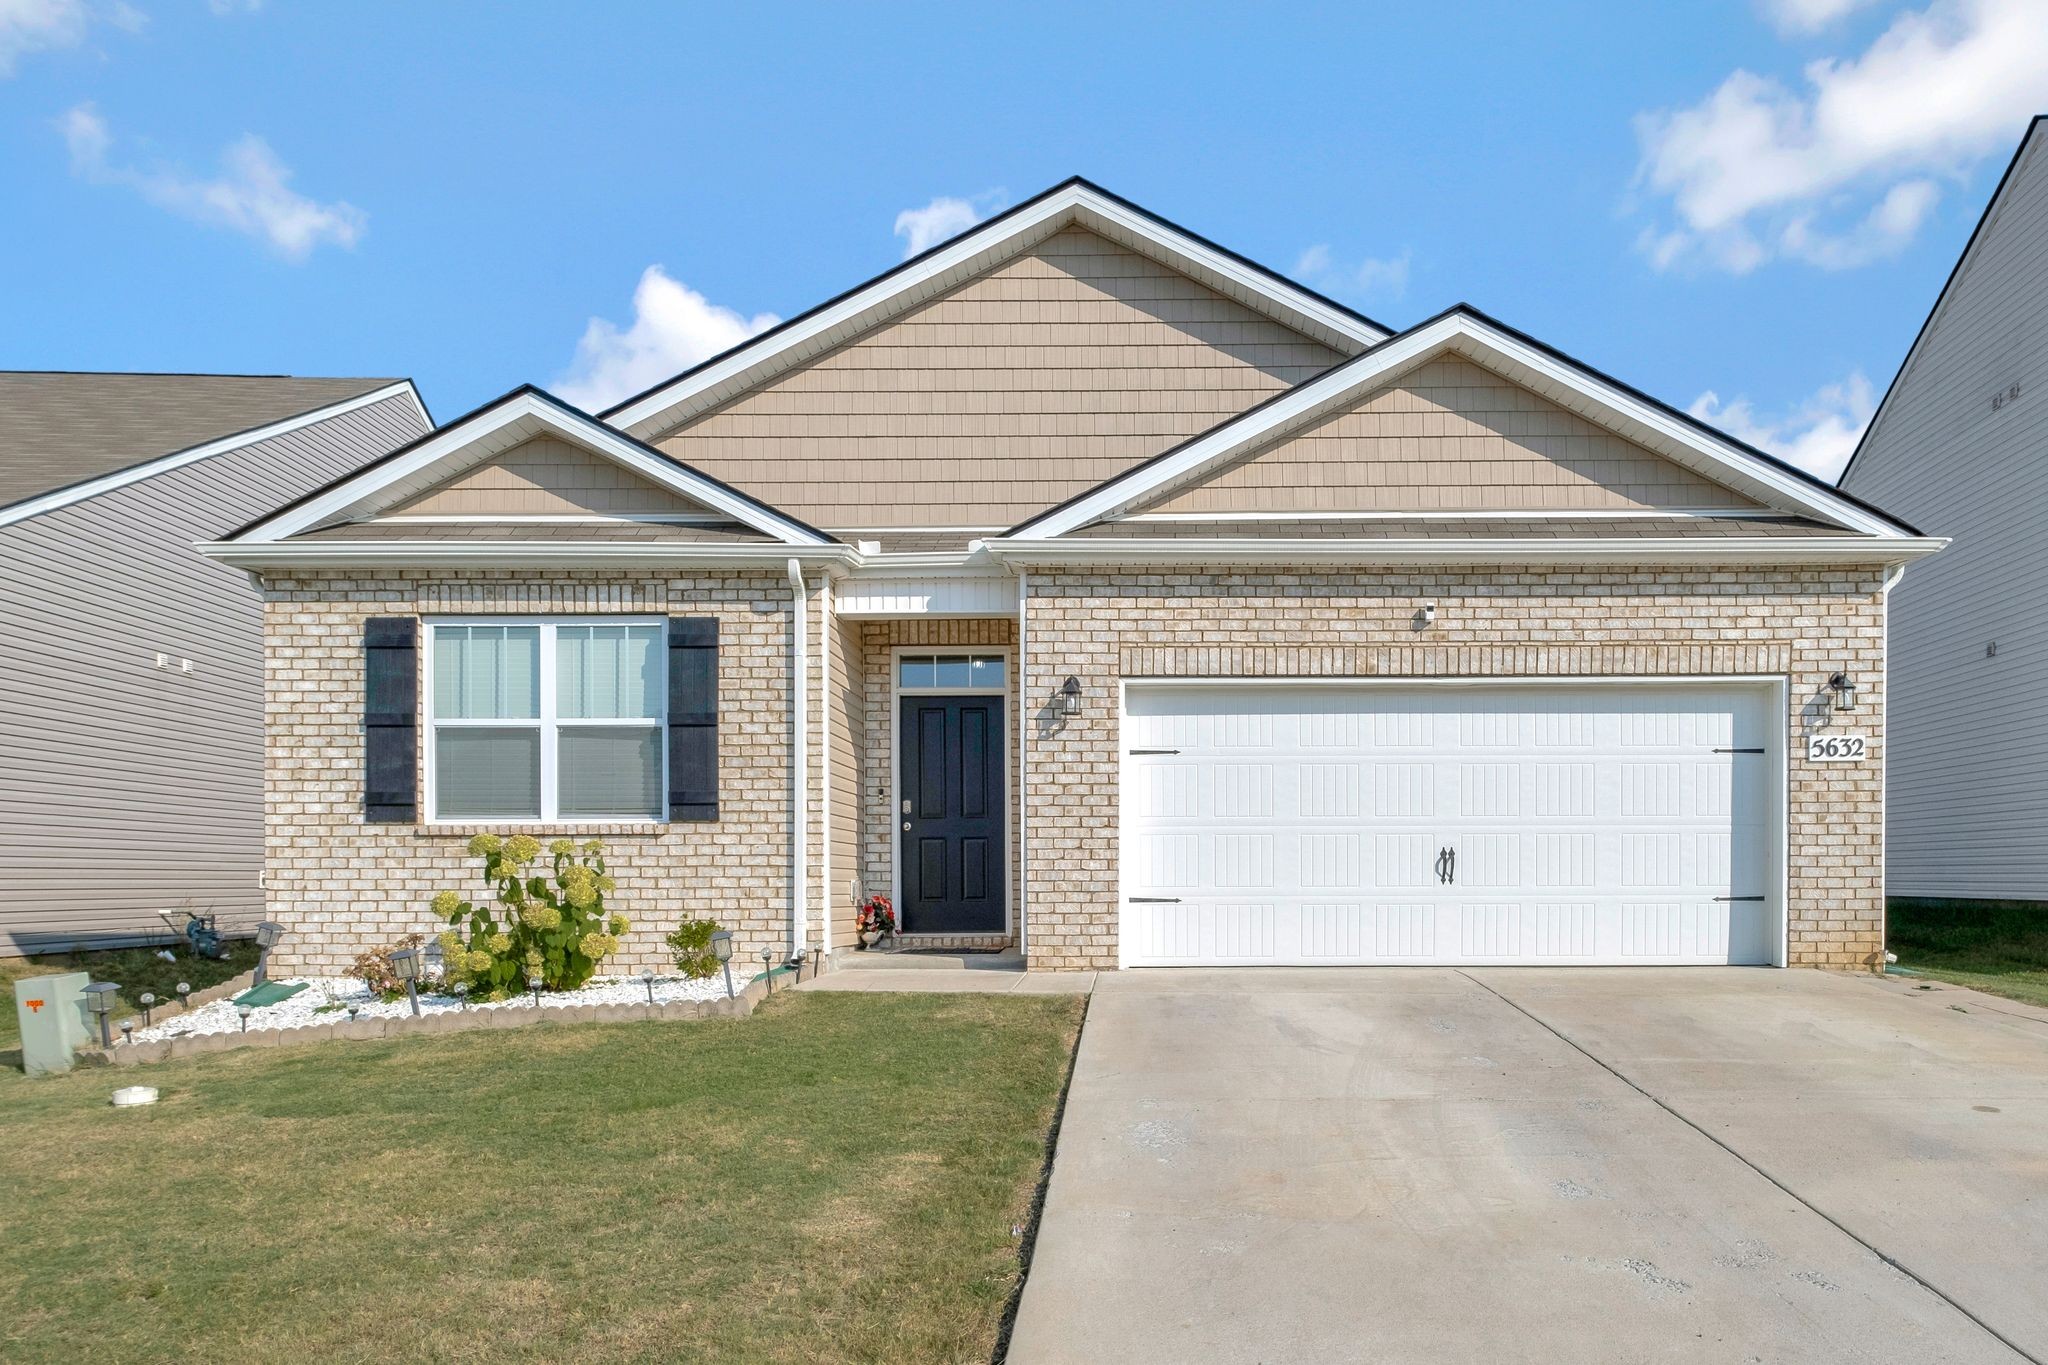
(428, 620, 664, 821)
(898, 654, 1006, 689)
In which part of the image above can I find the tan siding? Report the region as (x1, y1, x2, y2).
(0, 392, 430, 955)
(386, 435, 709, 518)
(1146, 356, 1762, 515)
(657, 227, 1345, 528)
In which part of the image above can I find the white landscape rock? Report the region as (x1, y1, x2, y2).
(131, 972, 739, 1043)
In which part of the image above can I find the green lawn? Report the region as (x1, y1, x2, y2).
(0, 990, 1082, 1364)
(1, 941, 259, 1054)
(1888, 898, 2048, 1009)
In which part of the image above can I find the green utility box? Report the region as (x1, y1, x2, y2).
(14, 972, 92, 1075)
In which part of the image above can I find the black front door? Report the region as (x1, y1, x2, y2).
(899, 695, 1006, 933)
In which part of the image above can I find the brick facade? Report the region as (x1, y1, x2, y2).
(1016, 566, 1888, 971)
(262, 570, 812, 976)
(261, 564, 1889, 980)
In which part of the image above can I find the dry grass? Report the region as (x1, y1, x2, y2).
(0, 990, 1083, 1364)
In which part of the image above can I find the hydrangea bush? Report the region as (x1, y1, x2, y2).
(434, 834, 629, 997)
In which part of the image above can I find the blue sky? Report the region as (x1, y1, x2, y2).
(3, 0, 2044, 480)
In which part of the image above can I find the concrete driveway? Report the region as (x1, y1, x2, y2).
(1006, 968, 2048, 1364)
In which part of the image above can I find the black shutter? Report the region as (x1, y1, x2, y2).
(668, 616, 719, 821)
(363, 617, 418, 823)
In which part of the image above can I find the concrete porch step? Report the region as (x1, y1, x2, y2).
(835, 948, 1025, 972)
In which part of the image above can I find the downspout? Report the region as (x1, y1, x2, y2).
(1016, 568, 1029, 962)
(1878, 560, 1908, 970)
(819, 571, 833, 956)
(788, 558, 808, 956)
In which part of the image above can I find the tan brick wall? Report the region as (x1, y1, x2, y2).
(1019, 567, 1887, 972)
(262, 570, 808, 977)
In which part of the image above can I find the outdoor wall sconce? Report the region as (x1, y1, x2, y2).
(390, 947, 423, 1017)
(1827, 672, 1858, 712)
(83, 982, 118, 1047)
(253, 920, 285, 986)
(711, 929, 736, 998)
(1053, 675, 1082, 719)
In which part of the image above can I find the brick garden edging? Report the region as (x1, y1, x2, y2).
(86, 972, 779, 1069)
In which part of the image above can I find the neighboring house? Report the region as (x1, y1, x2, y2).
(0, 372, 431, 955)
(1840, 117, 2048, 906)
(201, 180, 1938, 977)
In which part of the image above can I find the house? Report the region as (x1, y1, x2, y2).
(0, 372, 431, 955)
(1839, 117, 2048, 908)
(200, 180, 1938, 975)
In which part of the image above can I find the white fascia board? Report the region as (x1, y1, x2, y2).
(1016, 312, 1912, 541)
(0, 380, 424, 530)
(195, 539, 862, 572)
(237, 390, 828, 547)
(983, 535, 1947, 568)
(605, 183, 1387, 439)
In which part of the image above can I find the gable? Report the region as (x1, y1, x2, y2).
(1135, 356, 1763, 516)
(1842, 119, 2047, 514)
(382, 435, 714, 519)
(655, 226, 1347, 529)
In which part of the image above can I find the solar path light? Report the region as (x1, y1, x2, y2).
(711, 929, 735, 999)
(82, 982, 119, 1048)
(252, 920, 285, 987)
(389, 947, 423, 1017)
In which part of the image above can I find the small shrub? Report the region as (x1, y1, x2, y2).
(432, 836, 630, 997)
(348, 933, 427, 1001)
(666, 918, 724, 980)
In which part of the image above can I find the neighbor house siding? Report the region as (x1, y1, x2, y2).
(260, 570, 810, 976)
(1019, 567, 1887, 971)
(0, 391, 427, 954)
(1840, 127, 2048, 901)
(656, 227, 1345, 529)
(1145, 356, 1760, 516)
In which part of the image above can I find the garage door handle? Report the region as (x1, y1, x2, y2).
(1713, 747, 1766, 754)
(1128, 748, 1180, 755)
(1129, 896, 1181, 903)
(1714, 895, 1766, 902)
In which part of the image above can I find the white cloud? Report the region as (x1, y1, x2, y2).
(61, 102, 366, 260)
(1293, 243, 1413, 299)
(555, 265, 779, 413)
(1635, 0, 2048, 273)
(208, 0, 264, 12)
(893, 195, 986, 258)
(1688, 371, 1877, 480)
(1761, 0, 1884, 34)
(0, 0, 88, 74)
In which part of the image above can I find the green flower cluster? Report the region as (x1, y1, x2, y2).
(429, 834, 624, 994)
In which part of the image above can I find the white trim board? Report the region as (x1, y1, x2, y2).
(602, 179, 1389, 440)
(1009, 310, 1919, 541)
(985, 535, 1944, 568)
(0, 380, 426, 530)
(229, 387, 831, 548)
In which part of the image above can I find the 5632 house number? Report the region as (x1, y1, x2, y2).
(1807, 733, 1868, 763)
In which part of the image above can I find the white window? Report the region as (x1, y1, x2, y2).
(426, 619, 665, 822)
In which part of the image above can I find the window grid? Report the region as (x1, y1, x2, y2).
(426, 618, 666, 823)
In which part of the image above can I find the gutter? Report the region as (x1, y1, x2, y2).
(982, 535, 1949, 569)
(194, 541, 863, 572)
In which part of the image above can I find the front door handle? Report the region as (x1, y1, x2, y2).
(902, 821, 911, 831)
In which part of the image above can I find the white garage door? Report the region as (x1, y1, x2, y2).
(1120, 684, 1779, 967)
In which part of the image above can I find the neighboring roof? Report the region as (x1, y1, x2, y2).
(1072, 514, 1847, 539)
(222, 385, 837, 549)
(601, 177, 1392, 440)
(1839, 115, 2047, 488)
(1006, 306, 1927, 541)
(0, 372, 423, 521)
